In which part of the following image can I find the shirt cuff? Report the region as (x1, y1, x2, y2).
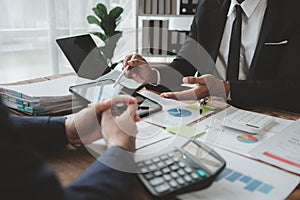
(98, 146, 137, 172)
(149, 68, 161, 86)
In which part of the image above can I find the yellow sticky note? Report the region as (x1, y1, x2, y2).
(186, 103, 214, 114)
(166, 125, 206, 138)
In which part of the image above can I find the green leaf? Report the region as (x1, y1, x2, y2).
(90, 32, 106, 42)
(100, 17, 116, 36)
(92, 8, 102, 20)
(87, 15, 101, 27)
(109, 7, 123, 20)
(96, 3, 108, 19)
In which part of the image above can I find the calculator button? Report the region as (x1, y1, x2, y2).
(163, 174, 171, 181)
(169, 180, 178, 188)
(177, 169, 185, 176)
(165, 159, 173, 166)
(154, 170, 163, 177)
(196, 169, 207, 178)
(160, 155, 168, 160)
(157, 162, 165, 168)
(191, 172, 199, 179)
(162, 167, 171, 174)
(155, 183, 170, 194)
(144, 173, 154, 180)
(184, 167, 193, 174)
(140, 167, 148, 173)
(173, 157, 180, 162)
(144, 160, 152, 165)
(170, 164, 179, 171)
(176, 177, 185, 185)
(150, 177, 164, 186)
(148, 164, 157, 171)
(168, 152, 175, 158)
(178, 161, 186, 168)
(152, 157, 160, 163)
(184, 175, 192, 182)
(171, 172, 179, 179)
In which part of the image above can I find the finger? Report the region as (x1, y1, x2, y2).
(127, 59, 147, 68)
(122, 55, 134, 69)
(135, 115, 141, 122)
(161, 88, 200, 100)
(95, 95, 136, 113)
(183, 77, 206, 85)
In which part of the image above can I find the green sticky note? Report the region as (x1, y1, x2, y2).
(186, 103, 214, 114)
(166, 125, 205, 138)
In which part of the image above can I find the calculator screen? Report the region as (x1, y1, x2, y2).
(182, 141, 223, 174)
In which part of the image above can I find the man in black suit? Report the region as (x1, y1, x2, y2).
(0, 95, 139, 199)
(124, 0, 300, 113)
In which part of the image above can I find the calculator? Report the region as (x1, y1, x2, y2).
(223, 109, 276, 134)
(136, 140, 226, 198)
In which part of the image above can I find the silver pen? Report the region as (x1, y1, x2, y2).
(113, 54, 136, 88)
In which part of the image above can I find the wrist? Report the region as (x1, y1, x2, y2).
(65, 116, 81, 145)
(223, 81, 231, 98)
(106, 136, 135, 153)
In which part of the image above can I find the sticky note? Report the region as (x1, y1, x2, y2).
(186, 103, 214, 114)
(166, 125, 205, 138)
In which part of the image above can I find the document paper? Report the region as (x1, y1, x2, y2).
(193, 106, 293, 157)
(250, 119, 300, 175)
(178, 148, 300, 200)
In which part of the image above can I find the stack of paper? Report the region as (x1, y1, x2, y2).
(0, 75, 90, 115)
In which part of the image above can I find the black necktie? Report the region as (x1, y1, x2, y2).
(227, 5, 242, 81)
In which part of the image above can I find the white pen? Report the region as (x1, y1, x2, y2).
(113, 54, 136, 88)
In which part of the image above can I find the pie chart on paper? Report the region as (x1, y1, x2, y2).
(167, 108, 192, 117)
(237, 134, 259, 144)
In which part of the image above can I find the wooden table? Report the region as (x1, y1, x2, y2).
(43, 107, 300, 200)
(5, 74, 300, 199)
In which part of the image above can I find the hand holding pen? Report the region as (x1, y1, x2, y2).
(113, 54, 137, 88)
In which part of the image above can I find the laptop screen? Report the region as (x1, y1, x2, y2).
(56, 34, 110, 80)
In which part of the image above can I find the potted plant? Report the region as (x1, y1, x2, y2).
(87, 3, 123, 69)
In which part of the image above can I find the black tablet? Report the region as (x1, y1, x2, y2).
(69, 79, 162, 118)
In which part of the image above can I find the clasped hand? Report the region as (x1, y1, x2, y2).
(65, 95, 140, 152)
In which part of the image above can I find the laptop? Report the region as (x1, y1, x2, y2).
(56, 34, 120, 80)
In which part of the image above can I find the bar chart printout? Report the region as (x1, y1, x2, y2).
(178, 148, 300, 200)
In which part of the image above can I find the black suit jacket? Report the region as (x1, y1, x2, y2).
(158, 0, 300, 113)
(0, 101, 135, 200)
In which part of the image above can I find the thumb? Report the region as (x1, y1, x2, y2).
(95, 99, 112, 114)
(121, 103, 138, 121)
(117, 104, 138, 136)
(101, 106, 114, 126)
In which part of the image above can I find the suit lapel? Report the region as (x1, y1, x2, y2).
(210, 0, 231, 61)
(248, 0, 280, 78)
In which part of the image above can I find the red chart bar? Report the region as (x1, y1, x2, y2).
(263, 152, 300, 168)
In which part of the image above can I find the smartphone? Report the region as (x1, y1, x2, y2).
(69, 79, 162, 118)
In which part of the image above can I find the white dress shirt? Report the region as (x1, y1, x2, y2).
(215, 0, 267, 80)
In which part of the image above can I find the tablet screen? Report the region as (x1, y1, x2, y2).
(70, 79, 116, 103)
(69, 79, 162, 118)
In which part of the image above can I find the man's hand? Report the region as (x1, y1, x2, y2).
(101, 97, 139, 152)
(65, 96, 138, 145)
(161, 74, 230, 100)
(123, 54, 158, 84)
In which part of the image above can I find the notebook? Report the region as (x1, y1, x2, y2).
(56, 34, 142, 90)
